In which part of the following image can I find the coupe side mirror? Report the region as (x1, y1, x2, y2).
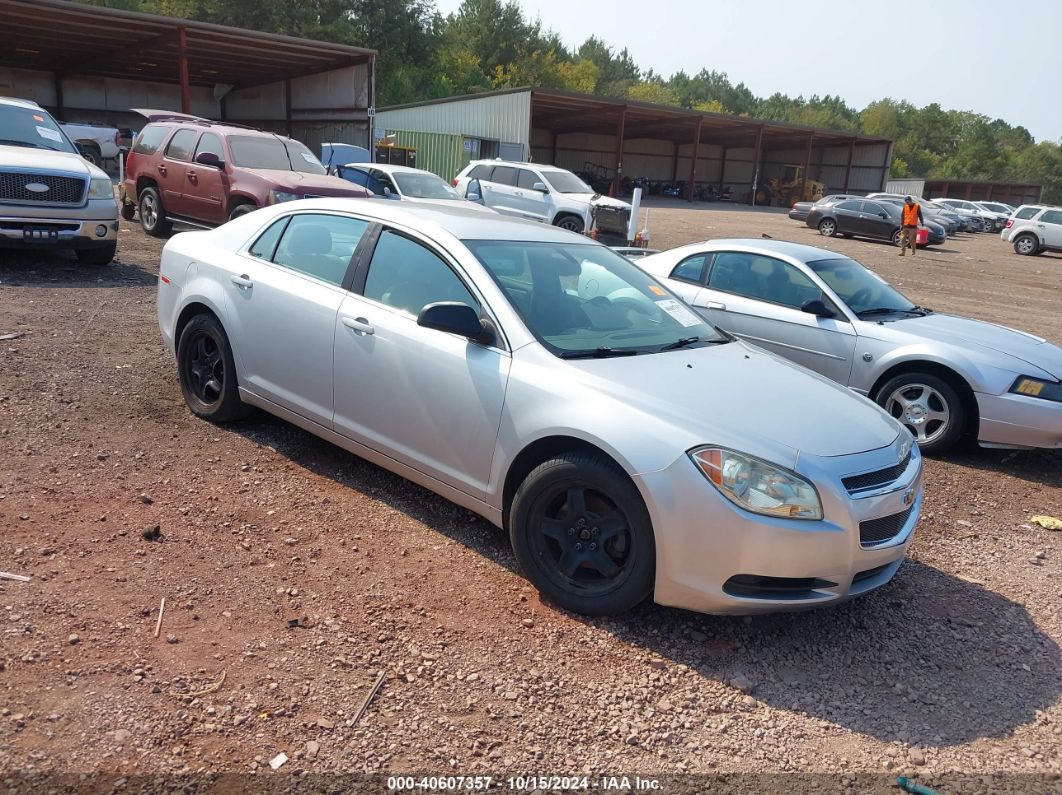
(195, 152, 223, 168)
(801, 298, 836, 318)
(532, 181, 548, 192)
(417, 302, 495, 346)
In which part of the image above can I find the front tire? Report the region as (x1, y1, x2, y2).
(139, 186, 172, 237)
(228, 202, 257, 222)
(176, 314, 249, 423)
(875, 372, 966, 455)
(509, 453, 655, 616)
(818, 218, 837, 237)
(1013, 234, 1040, 256)
(75, 243, 116, 266)
(553, 214, 585, 233)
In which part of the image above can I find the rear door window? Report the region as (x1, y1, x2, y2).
(269, 213, 370, 287)
(670, 253, 710, 284)
(490, 166, 518, 186)
(468, 164, 492, 180)
(1040, 210, 1062, 225)
(1015, 207, 1041, 220)
(165, 128, 197, 161)
(836, 200, 861, 212)
(132, 125, 172, 155)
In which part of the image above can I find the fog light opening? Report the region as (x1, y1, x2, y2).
(95, 225, 108, 238)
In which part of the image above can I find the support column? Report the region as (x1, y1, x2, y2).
(986, 184, 994, 200)
(671, 141, 679, 183)
(842, 138, 855, 193)
(368, 54, 376, 151)
(719, 147, 727, 192)
(284, 79, 293, 137)
(610, 106, 626, 197)
(799, 134, 814, 205)
(177, 26, 190, 114)
(550, 131, 558, 165)
(687, 117, 703, 202)
(749, 125, 764, 205)
(53, 73, 64, 118)
(964, 183, 973, 199)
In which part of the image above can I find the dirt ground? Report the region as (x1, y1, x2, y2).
(1, 201, 1060, 793)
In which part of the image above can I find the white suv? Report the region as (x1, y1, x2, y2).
(454, 159, 631, 241)
(1001, 204, 1062, 255)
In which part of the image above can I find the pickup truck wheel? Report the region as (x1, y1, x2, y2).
(553, 214, 585, 233)
(138, 186, 172, 237)
(510, 453, 655, 616)
(1013, 234, 1040, 256)
(80, 144, 102, 168)
(228, 203, 256, 222)
(75, 242, 117, 266)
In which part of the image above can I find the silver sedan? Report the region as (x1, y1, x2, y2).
(158, 202, 921, 616)
(638, 239, 1062, 454)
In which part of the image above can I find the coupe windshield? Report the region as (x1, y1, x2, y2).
(393, 172, 459, 199)
(228, 136, 326, 174)
(541, 170, 594, 194)
(0, 105, 76, 154)
(808, 257, 916, 315)
(468, 241, 727, 356)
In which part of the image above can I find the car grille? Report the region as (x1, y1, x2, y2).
(859, 505, 915, 547)
(0, 172, 87, 205)
(842, 449, 911, 495)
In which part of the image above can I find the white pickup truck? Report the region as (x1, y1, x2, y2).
(58, 121, 122, 167)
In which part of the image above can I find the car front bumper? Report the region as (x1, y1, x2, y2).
(0, 215, 119, 249)
(977, 391, 1062, 449)
(636, 440, 922, 615)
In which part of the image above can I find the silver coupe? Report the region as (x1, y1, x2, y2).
(638, 239, 1062, 454)
(158, 203, 921, 616)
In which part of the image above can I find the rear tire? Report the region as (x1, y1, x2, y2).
(176, 314, 249, 423)
(138, 186, 172, 237)
(120, 201, 136, 221)
(818, 218, 837, 237)
(509, 453, 655, 616)
(75, 242, 116, 266)
(890, 228, 902, 246)
(80, 144, 102, 168)
(1013, 234, 1040, 256)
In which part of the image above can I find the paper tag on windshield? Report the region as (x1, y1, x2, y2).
(655, 298, 701, 327)
(36, 126, 62, 143)
(301, 152, 318, 164)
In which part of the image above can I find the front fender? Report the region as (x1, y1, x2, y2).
(858, 342, 1033, 397)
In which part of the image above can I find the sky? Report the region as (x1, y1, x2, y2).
(433, 0, 1061, 143)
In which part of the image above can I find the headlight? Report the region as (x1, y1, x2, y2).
(269, 190, 299, 204)
(690, 447, 823, 520)
(87, 178, 113, 199)
(1010, 376, 1062, 403)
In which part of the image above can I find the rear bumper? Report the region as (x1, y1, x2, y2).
(0, 215, 118, 249)
(977, 391, 1062, 449)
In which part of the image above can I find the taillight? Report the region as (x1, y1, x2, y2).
(452, 178, 458, 187)
(114, 130, 121, 146)
(1005, 219, 1013, 228)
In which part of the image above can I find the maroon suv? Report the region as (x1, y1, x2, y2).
(121, 114, 370, 236)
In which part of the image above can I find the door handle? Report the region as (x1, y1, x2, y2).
(341, 316, 374, 335)
(187, 170, 198, 182)
(705, 301, 726, 310)
(230, 274, 253, 289)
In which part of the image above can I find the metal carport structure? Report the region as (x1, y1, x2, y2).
(0, 0, 377, 149)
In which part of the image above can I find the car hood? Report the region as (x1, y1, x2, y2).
(242, 169, 371, 196)
(563, 193, 631, 211)
(569, 340, 899, 462)
(881, 313, 1062, 380)
(0, 144, 104, 178)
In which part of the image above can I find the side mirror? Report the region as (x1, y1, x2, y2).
(417, 302, 495, 345)
(878, 212, 888, 219)
(532, 181, 548, 193)
(801, 298, 836, 319)
(195, 151, 223, 168)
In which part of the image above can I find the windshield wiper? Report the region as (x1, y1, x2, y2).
(659, 336, 701, 351)
(560, 347, 640, 359)
(909, 305, 933, 315)
(856, 307, 904, 317)
(0, 138, 45, 149)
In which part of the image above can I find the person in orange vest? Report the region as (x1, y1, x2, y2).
(899, 196, 924, 257)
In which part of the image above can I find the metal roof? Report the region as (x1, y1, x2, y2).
(0, 0, 376, 89)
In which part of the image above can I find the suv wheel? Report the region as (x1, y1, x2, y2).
(228, 203, 256, 222)
(1013, 233, 1040, 256)
(553, 214, 585, 233)
(139, 186, 172, 237)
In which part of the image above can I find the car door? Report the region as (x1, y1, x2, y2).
(691, 251, 857, 384)
(831, 200, 863, 235)
(332, 228, 510, 498)
(511, 168, 550, 222)
(159, 128, 197, 216)
(659, 252, 712, 306)
(861, 200, 894, 240)
(479, 165, 522, 218)
(183, 131, 227, 224)
(1038, 209, 1062, 248)
(225, 212, 370, 426)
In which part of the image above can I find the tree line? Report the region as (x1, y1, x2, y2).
(83, 0, 1061, 202)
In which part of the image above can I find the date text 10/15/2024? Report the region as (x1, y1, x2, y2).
(386, 776, 662, 791)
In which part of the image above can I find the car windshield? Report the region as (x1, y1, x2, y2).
(808, 257, 917, 315)
(0, 104, 76, 153)
(228, 135, 326, 174)
(393, 171, 459, 199)
(541, 170, 594, 194)
(467, 240, 728, 356)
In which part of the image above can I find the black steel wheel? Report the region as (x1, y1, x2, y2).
(510, 453, 654, 615)
(176, 314, 249, 422)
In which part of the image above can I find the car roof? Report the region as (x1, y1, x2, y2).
(342, 163, 441, 177)
(144, 117, 293, 140)
(278, 198, 586, 243)
(0, 96, 44, 109)
(468, 159, 566, 172)
(687, 238, 857, 263)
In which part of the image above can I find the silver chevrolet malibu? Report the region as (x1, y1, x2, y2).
(157, 201, 922, 616)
